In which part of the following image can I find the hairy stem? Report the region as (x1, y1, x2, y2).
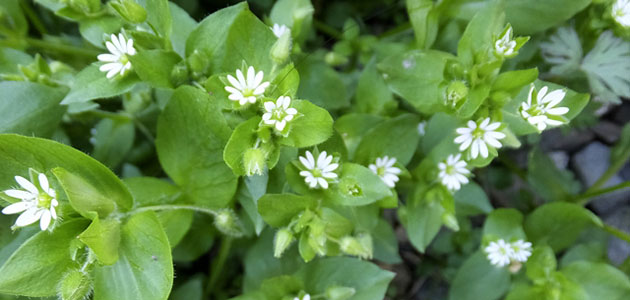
(131, 204, 218, 217)
(205, 237, 233, 298)
(573, 181, 630, 206)
(603, 224, 630, 244)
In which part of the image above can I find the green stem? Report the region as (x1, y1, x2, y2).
(20, 1, 48, 35)
(313, 19, 343, 39)
(573, 181, 630, 205)
(603, 224, 630, 244)
(0, 37, 100, 58)
(131, 204, 218, 217)
(586, 154, 630, 194)
(205, 237, 233, 298)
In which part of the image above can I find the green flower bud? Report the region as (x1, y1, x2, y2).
(270, 31, 292, 65)
(110, 0, 147, 24)
(187, 49, 211, 79)
(243, 148, 266, 176)
(58, 269, 93, 300)
(214, 209, 243, 237)
(326, 286, 356, 300)
(324, 52, 349, 67)
(339, 236, 371, 259)
(69, 0, 100, 14)
(170, 61, 189, 87)
(445, 80, 469, 107)
(273, 227, 294, 258)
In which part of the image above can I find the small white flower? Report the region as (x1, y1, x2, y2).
(262, 96, 298, 132)
(484, 239, 514, 267)
(510, 239, 533, 263)
(2, 173, 58, 231)
(369, 156, 401, 188)
(224, 66, 270, 106)
(293, 294, 310, 300)
(299, 151, 338, 189)
(417, 121, 427, 136)
(613, 0, 630, 27)
(97, 33, 136, 79)
(495, 27, 517, 57)
(438, 154, 470, 191)
(271, 23, 291, 38)
(520, 86, 568, 130)
(454, 118, 506, 159)
(520, 85, 569, 131)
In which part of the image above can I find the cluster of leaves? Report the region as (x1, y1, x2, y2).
(0, 0, 629, 300)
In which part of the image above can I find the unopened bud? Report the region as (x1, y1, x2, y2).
(187, 49, 210, 78)
(326, 286, 356, 300)
(339, 236, 371, 259)
(243, 148, 266, 176)
(273, 228, 294, 258)
(170, 61, 188, 87)
(324, 52, 349, 67)
(270, 31, 292, 65)
(446, 80, 469, 107)
(508, 260, 523, 273)
(58, 269, 93, 300)
(214, 209, 243, 237)
(110, 0, 147, 24)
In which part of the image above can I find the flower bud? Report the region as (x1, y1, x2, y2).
(187, 49, 211, 79)
(110, 0, 147, 24)
(324, 52, 349, 67)
(270, 31, 292, 65)
(68, 0, 100, 14)
(273, 227, 294, 258)
(445, 80, 469, 107)
(58, 269, 93, 300)
(339, 236, 371, 259)
(214, 209, 243, 237)
(326, 286, 356, 300)
(243, 148, 266, 176)
(170, 61, 189, 87)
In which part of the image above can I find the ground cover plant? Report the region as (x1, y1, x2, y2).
(1, 0, 630, 299)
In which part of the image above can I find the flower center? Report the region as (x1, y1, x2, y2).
(119, 54, 129, 65)
(37, 192, 53, 209)
(242, 88, 255, 97)
(376, 166, 387, 177)
(272, 108, 285, 120)
(472, 127, 485, 139)
(311, 168, 323, 178)
(445, 165, 455, 175)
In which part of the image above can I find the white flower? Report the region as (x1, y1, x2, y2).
(454, 118, 506, 159)
(262, 96, 298, 132)
(495, 27, 517, 56)
(438, 154, 470, 191)
(2, 174, 58, 231)
(369, 156, 401, 188)
(299, 151, 338, 189)
(224, 66, 270, 106)
(613, 0, 630, 27)
(520, 85, 569, 131)
(510, 239, 533, 262)
(417, 121, 427, 136)
(484, 239, 514, 267)
(97, 33, 136, 79)
(271, 23, 290, 38)
(293, 294, 310, 300)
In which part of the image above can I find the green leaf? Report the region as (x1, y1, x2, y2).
(525, 245, 557, 281)
(138, 0, 172, 39)
(78, 16, 124, 48)
(295, 57, 349, 110)
(156, 86, 237, 209)
(505, 0, 591, 34)
(0, 81, 66, 138)
(582, 31, 630, 104)
(356, 58, 394, 114)
(168, 2, 197, 58)
(78, 217, 121, 265)
(53, 167, 116, 219)
(448, 251, 510, 300)
(482, 208, 526, 241)
(172, 214, 215, 262)
(0, 48, 33, 74)
(223, 116, 266, 176)
(91, 118, 135, 169)
(0, 0, 28, 36)
(457, 84, 490, 119)
(524, 202, 602, 252)
(0, 135, 133, 212)
(492, 68, 538, 94)
(354, 114, 420, 166)
(186, 2, 276, 74)
(540, 26, 582, 76)
(457, 1, 504, 66)
(258, 194, 317, 227)
(298, 257, 395, 300)
(242, 174, 268, 235)
(561, 261, 630, 300)
(129, 50, 181, 88)
(421, 112, 457, 153)
(405, 197, 444, 252)
(379, 50, 450, 114)
(269, 0, 313, 43)
(611, 123, 630, 167)
(526, 149, 581, 202)
(324, 163, 393, 206)
(0, 219, 88, 297)
(406, 0, 438, 49)
(278, 100, 334, 148)
(372, 219, 402, 264)
(334, 114, 384, 159)
(93, 211, 173, 300)
(454, 183, 493, 216)
(61, 64, 139, 104)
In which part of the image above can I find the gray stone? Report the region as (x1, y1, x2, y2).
(592, 121, 622, 144)
(548, 151, 569, 170)
(571, 142, 630, 215)
(605, 207, 630, 265)
(541, 128, 595, 152)
(621, 163, 630, 181)
(613, 103, 630, 124)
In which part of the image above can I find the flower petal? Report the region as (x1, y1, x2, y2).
(15, 176, 38, 194)
(2, 201, 31, 214)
